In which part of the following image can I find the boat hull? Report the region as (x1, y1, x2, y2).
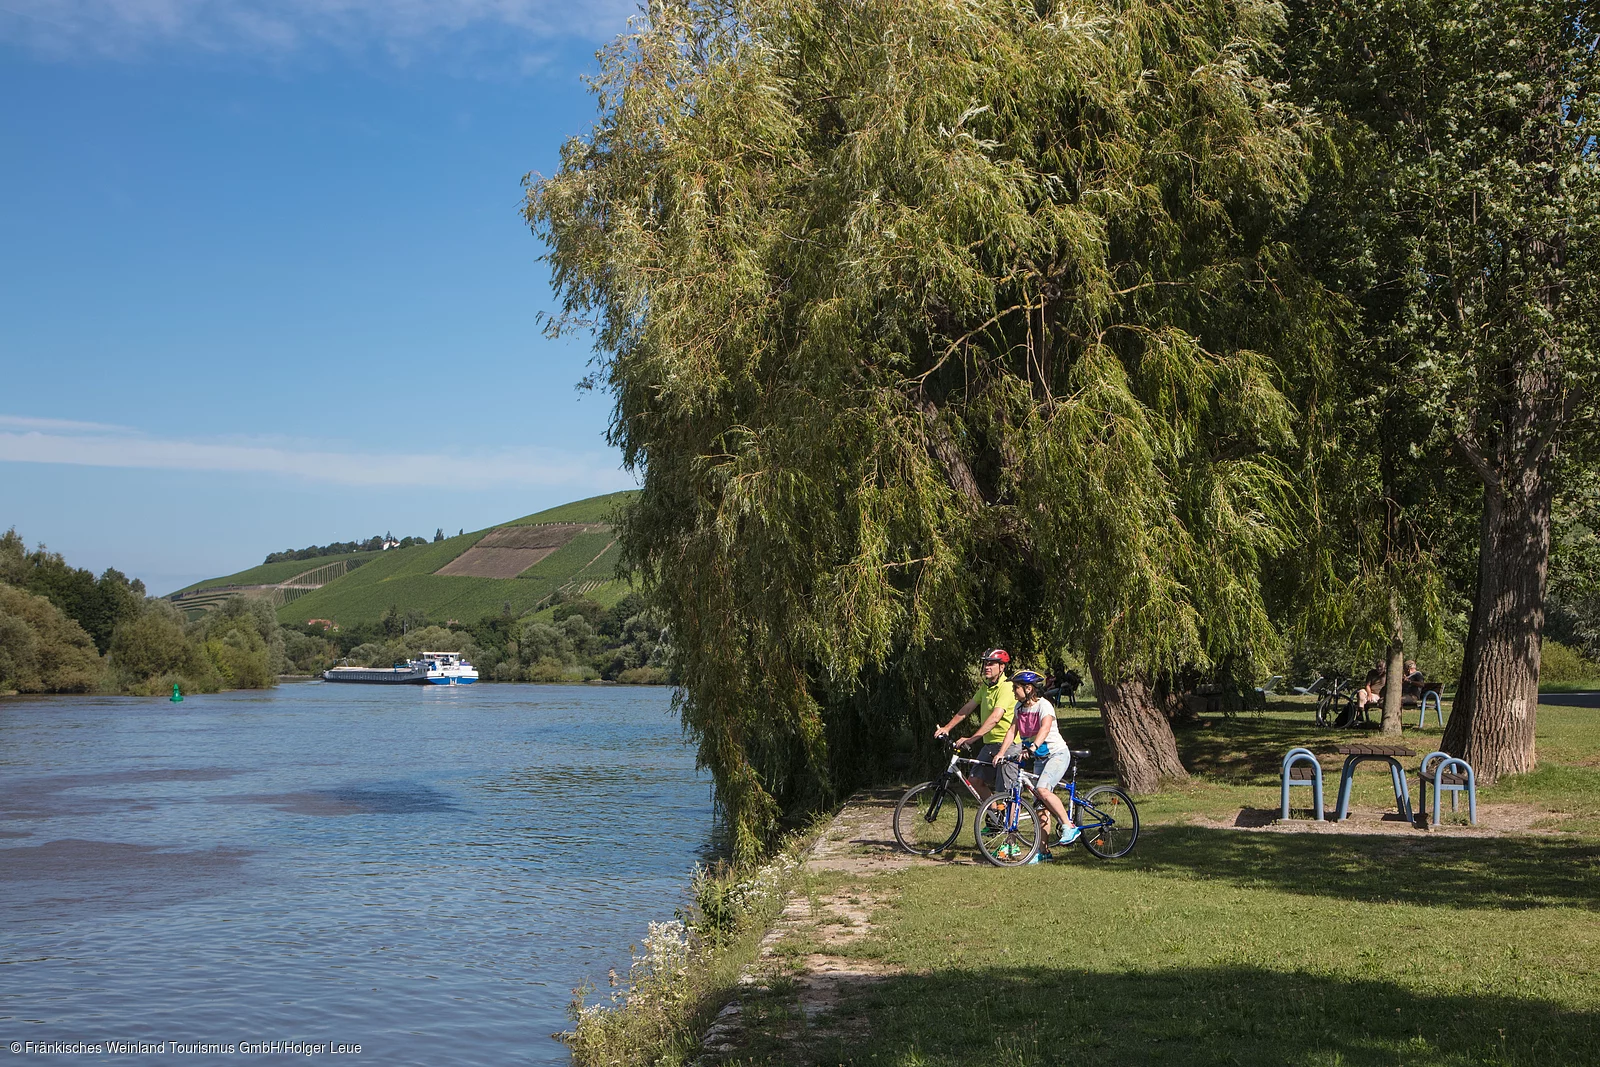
(322, 666, 431, 685)
(425, 676, 477, 685)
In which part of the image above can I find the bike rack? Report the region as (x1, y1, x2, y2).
(1279, 747, 1325, 821)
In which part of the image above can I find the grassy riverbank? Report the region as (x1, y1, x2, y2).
(694, 703, 1600, 1066)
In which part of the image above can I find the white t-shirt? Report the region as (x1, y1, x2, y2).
(1014, 697, 1065, 754)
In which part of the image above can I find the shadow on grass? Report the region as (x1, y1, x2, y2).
(1130, 825, 1600, 911)
(1055, 713, 1355, 784)
(755, 964, 1598, 1066)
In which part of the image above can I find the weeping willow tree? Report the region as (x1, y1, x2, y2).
(528, 0, 1320, 858)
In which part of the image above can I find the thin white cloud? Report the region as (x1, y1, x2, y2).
(0, 413, 129, 432)
(0, 422, 634, 491)
(0, 0, 636, 61)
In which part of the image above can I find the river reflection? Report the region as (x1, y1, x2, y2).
(0, 683, 713, 1065)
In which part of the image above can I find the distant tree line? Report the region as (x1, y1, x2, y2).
(2, 527, 671, 696)
(296, 590, 673, 685)
(1, 528, 303, 696)
(263, 531, 432, 564)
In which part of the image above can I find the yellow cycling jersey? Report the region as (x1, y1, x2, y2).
(968, 676, 1016, 744)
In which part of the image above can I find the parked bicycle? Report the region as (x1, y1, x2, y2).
(1312, 672, 1369, 729)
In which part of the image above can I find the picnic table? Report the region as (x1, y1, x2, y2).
(1332, 742, 1415, 822)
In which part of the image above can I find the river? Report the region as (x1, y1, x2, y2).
(0, 683, 714, 1065)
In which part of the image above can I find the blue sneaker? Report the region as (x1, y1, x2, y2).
(1058, 825, 1081, 845)
(1026, 849, 1053, 864)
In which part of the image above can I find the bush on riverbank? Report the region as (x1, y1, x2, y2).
(1540, 638, 1600, 687)
(1, 528, 146, 654)
(110, 595, 286, 695)
(0, 583, 106, 694)
(0, 529, 290, 698)
(563, 837, 811, 1067)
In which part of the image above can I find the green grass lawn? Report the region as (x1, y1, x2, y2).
(718, 703, 1600, 1066)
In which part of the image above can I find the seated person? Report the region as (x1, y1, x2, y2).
(1400, 659, 1426, 705)
(1404, 658, 1424, 688)
(1355, 659, 1385, 711)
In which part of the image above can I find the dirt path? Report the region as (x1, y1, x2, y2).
(694, 789, 925, 1063)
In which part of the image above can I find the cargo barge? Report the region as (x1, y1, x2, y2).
(322, 662, 431, 684)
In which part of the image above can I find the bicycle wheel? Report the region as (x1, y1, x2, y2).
(893, 781, 964, 856)
(1333, 693, 1365, 729)
(975, 792, 1042, 868)
(1077, 786, 1139, 859)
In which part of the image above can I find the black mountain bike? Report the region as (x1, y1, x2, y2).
(1313, 672, 1370, 729)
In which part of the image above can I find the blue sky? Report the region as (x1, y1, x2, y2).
(0, 1, 638, 594)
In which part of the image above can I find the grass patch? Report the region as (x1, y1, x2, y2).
(712, 702, 1600, 1066)
(733, 838, 1599, 1066)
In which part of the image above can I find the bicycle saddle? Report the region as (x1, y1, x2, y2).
(1070, 748, 1092, 760)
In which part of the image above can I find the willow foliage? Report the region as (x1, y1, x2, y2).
(529, 0, 1320, 857)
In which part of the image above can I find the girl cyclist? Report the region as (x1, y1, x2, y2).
(992, 669, 1078, 856)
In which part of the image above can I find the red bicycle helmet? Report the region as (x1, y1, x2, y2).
(980, 648, 1011, 665)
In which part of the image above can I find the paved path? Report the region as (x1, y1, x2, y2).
(1539, 691, 1600, 708)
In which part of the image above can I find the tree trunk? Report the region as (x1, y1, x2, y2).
(1380, 589, 1405, 736)
(1087, 656, 1190, 794)
(1441, 472, 1549, 781)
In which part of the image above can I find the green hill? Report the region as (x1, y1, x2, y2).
(172, 491, 638, 627)
(172, 552, 376, 594)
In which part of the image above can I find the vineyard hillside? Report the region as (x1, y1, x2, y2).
(170, 491, 637, 626)
(172, 552, 375, 594)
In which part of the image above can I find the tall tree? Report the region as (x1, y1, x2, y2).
(1289, 0, 1600, 779)
(530, 0, 1317, 855)
(0, 528, 146, 652)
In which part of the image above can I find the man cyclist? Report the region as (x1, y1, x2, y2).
(934, 648, 1016, 799)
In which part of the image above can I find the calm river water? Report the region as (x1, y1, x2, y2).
(0, 683, 714, 1065)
